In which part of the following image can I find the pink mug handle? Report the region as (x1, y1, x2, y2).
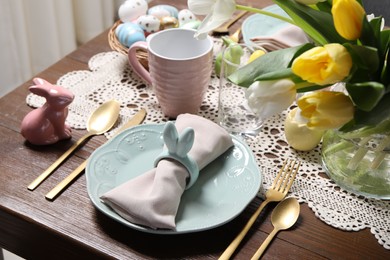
(128, 41, 152, 85)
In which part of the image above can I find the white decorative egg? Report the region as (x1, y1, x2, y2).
(178, 9, 197, 27)
(148, 5, 179, 19)
(118, 0, 148, 23)
(137, 15, 160, 33)
(116, 22, 146, 48)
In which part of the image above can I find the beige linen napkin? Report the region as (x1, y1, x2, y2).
(100, 114, 234, 230)
(250, 24, 310, 51)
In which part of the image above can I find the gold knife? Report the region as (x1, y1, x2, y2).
(45, 108, 147, 201)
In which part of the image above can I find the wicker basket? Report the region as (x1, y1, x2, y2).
(108, 20, 149, 70)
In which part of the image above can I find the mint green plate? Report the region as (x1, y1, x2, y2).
(86, 123, 261, 234)
(242, 4, 290, 46)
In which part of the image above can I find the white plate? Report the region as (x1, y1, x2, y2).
(86, 123, 261, 234)
(242, 4, 290, 46)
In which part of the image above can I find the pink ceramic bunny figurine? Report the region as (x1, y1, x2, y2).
(21, 78, 74, 145)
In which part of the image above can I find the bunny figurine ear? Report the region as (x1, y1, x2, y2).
(33, 77, 49, 86)
(154, 121, 199, 189)
(29, 78, 50, 97)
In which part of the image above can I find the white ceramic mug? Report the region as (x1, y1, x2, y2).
(128, 28, 214, 118)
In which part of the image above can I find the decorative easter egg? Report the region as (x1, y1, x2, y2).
(160, 16, 179, 30)
(178, 9, 197, 27)
(137, 15, 160, 33)
(180, 20, 201, 29)
(148, 5, 178, 19)
(118, 0, 148, 23)
(147, 6, 170, 19)
(116, 22, 146, 48)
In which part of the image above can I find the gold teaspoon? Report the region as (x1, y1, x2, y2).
(45, 108, 147, 201)
(251, 198, 300, 260)
(28, 100, 120, 190)
(212, 11, 248, 34)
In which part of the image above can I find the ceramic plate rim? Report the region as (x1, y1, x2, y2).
(86, 123, 262, 234)
(242, 4, 290, 46)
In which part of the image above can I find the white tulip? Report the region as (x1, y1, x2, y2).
(367, 13, 385, 31)
(188, 0, 236, 39)
(245, 79, 296, 119)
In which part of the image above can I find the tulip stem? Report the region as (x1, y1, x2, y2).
(371, 135, 390, 169)
(236, 5, 295, 25)
(347, 136, 371, 170)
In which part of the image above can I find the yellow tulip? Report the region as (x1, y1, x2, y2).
(291, 43, 352, 85)
(297, 91, 354, 130)
(248, 50, 266, 63)
(332, 0, 365, 40)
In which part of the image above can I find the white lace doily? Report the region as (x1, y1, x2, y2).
(26, 42, 390, 250)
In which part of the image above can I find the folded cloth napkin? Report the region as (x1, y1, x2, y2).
(250, 24, 310, 51)
(100, 114, 234, 230)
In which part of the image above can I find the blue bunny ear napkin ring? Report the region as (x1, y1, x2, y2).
(154, 121, 199, 190)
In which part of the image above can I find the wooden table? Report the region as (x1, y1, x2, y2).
(0, 0, 389, 259)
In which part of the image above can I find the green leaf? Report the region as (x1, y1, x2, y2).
(380, 29, 390, 87)
(296, 84, 329, 93)
(346, 82, 385, 111)
(316, 0, 332, 13)
(353, 92, 390, 126)
(273, 0, 346, 45)
(228, 44, 313, 87)
(360, 16, 377, 48)
(253, 68, 295, 81)
(344, 44, 379, 74)
(254, 69, 326, 91)
(380, 29, 390, 55)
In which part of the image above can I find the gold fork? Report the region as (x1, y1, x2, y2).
(219, 159, 301, 260)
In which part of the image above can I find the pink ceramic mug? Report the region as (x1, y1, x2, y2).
(128, 28, 214, 118)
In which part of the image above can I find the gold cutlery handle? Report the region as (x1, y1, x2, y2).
(27, 133, 92, 191)
(45, 108, 147, 200)
(45, 160, 87, 201)
(251, 228, 279, 260)
(219, 198, 271, 260)
(221, 11, 248, 30)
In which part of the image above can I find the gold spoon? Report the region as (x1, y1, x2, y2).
(45, 108, 147, 201)
(28, 100, 120, 191)
(212, 11, 248, 34)
(251, 198, 300, 260)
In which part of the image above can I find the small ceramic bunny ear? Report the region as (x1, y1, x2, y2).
(154, 121, 199, 189)
(29, 78, 54, 97)
(163, 121, 179, 154)
(176, 128, 195, 157)
(29, 85, 48, 97)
